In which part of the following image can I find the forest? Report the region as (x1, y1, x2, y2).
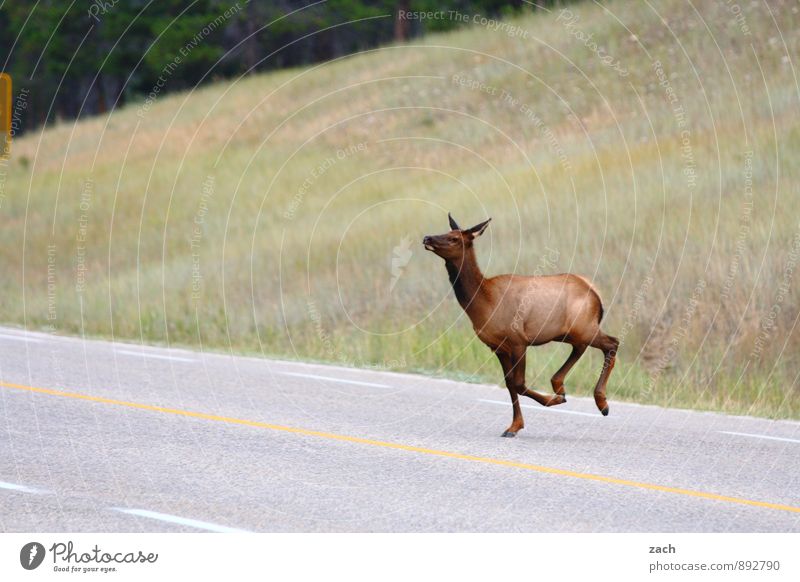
(0, 0, 559, 134)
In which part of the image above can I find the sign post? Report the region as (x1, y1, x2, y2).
(0, 73, 11, 158)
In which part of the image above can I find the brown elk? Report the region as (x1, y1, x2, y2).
(423, 214, 618, 437)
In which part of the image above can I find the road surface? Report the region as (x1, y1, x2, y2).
(0, 326, 798, 532)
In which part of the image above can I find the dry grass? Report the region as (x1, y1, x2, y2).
(2, 0, 800, 418)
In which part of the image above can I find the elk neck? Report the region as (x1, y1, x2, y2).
(444, 246, 486, 313)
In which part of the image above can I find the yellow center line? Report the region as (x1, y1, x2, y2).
(3, 379, 799, 515)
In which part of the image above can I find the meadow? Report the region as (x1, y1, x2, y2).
(2, 0, 799, 418)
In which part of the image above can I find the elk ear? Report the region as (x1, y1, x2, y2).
(467, 218, 491, 237)
(448, 213, 460, 231)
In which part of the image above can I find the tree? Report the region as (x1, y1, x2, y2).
(394, 0, 411, 42)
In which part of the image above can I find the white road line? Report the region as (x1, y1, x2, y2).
(719, 430, 800, 444)
(279, 371, 391, 388)
(0, 480, 51, 494)
(478, 399, 600, 418)
(115, 349, 195, 363)
(112, 508, 250, 533)
(0, 333, 44, 343)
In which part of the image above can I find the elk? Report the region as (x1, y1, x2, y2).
(423, 214, 619, 437)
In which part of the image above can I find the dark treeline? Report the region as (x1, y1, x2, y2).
(0, 0, 567, 135)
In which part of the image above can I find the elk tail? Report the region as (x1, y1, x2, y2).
(575, 275, 605, 323)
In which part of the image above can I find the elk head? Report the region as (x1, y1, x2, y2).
(422, 213, 491, 261)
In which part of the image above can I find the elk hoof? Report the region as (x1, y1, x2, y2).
(501, 430, 516, 438)
(601, 405, 609, 416)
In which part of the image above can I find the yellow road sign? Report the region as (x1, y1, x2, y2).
(0, 73, 11, 157)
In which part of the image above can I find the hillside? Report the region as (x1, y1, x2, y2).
(2, 0, 799, 418)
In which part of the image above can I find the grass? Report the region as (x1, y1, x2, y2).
(2, 0, 800, 418)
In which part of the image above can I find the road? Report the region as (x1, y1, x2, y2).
(0, 326, 798, 532)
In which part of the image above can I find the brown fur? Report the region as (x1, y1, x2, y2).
(424, 215, 618, 437)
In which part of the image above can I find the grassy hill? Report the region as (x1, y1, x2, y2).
(3, 0, 799, 418)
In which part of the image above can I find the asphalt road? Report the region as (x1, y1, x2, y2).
(0, 326, 798, 532)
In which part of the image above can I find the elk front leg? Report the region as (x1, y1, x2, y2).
(497, 351, 524, 437)
(497, 349, 567, 438)
(509, 350, 566, 408)
(518, 386, 567, 407)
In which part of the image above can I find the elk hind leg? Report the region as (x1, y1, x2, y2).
(551, 344, 587, 401)
(590, 333, 619, 416)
